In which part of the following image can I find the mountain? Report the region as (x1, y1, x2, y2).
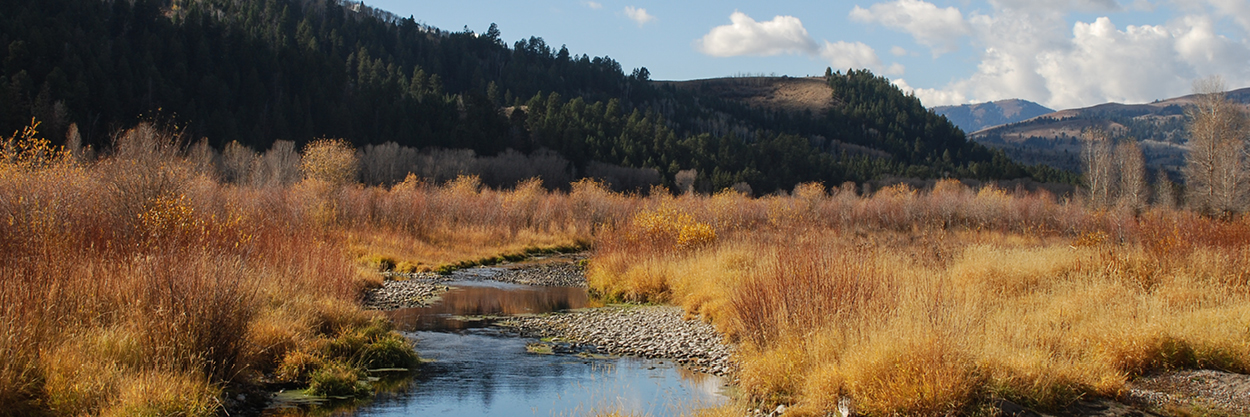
(932, 99, 1054, 134)
(970, 88, 1250, 174)
(0, 0, 1059, 192)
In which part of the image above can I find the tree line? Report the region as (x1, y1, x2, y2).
(1, 0, 1068, 194)
(1083, 77, 1250, 217)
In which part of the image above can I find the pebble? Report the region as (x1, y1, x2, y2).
(499, 305, 736, 378)
(1126, 369, 1250, 414)
(364, 255, 587, 310)
(361, 279, 450, 310)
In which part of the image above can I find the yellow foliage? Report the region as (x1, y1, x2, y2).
(630, 205, 716, 251)
(300, 138, 357, 184)
(0, 119, 73, 172)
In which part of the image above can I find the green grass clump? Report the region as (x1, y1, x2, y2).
(307, 361, 371, 398)
(360, 333, 419, 369)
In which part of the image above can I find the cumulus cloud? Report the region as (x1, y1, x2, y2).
(893, 78, 967, 105)
(849, 0, 970, 56)
(820, 41, 883, 70)
(696, 11, 818, 56)
(987, 0, 1120, 13)
(862, 0, 1250, 109)
(624, 6, 655, 26)
(1199, 0, 1250, 32)
(696, 11, 904, 75)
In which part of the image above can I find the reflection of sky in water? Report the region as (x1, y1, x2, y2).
(354, 329, 729, 417)
(385, 281, 590, 331)
(298, 274, 728, 416)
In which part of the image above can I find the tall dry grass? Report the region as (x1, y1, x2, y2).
(9, 117, 1247, 416)
(588, 180, 1250, 416)
(0, 122, 619, 415)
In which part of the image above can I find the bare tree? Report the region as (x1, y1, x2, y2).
(221, 140, 257, 184)
(1185, 76, 1250, 217)
(675, 169, 697, 194)
(1082, 128, 1117, 208)
(255, 140, 301, 187)
(1154, 170, 1176, 209)
(186, 137, 218, 179)
(1116, 140, 1148, 212)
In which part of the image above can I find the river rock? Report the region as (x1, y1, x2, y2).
(362, 279, 450, 310)
(499, 305, 736, 378)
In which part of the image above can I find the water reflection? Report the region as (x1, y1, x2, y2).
(356, 329, 728, 417)
(266, 276, 729, 416)
(385, 281, 590, 331)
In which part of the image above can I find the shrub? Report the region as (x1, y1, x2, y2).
(360, 333, 419, 370)
(301, 138, 358, 185)
(307, 361, 370, 398)
(275, 350, 324, 384)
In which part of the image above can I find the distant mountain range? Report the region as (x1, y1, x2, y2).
(932, 99, 1055, 134)
(957, 89, 1250, 175)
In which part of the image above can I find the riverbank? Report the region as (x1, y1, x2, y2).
(363, 254, 737, 381)
(501, 305, 736, 377)
(364, 254, 589, 310)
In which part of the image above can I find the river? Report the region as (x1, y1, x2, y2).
(264, 279, 730, 416)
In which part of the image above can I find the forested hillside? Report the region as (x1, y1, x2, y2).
(0, 0, 1067, 192)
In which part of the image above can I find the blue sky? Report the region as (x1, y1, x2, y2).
(362, 0, 1250, 110)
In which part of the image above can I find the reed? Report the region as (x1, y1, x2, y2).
(588, 181, 1250, 416)
(6, 119, 1248, 416)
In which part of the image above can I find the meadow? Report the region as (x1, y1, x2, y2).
(2, 122, 1248, 416)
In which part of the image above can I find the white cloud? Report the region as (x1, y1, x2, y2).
(894, 78, 968, 105)
(624, 6, 655, 27)
(695, 11, 818, 56)
(857, 0, 1250, 109)
(585, 1, 603, 10)
(849, 0, 970, 56)
(987, 0, 1120, 13)
(1199, 0, 1250, 32)
(696, 11, 902, 75)
(890, 45, 909, 56)
(820, 41, 883, 70)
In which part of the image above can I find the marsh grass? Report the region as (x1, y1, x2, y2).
(0, 122, 604, 415)
(6, 120, 1249, 416)
(589, 180, 1250, 416)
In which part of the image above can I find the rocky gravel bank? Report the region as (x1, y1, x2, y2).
(491, 263, 586, 287)
(365, 255, 587, 310)
(1126, 369, 1250, 415)
(362, 279, 450, 310)
(499, 305, 736, 377)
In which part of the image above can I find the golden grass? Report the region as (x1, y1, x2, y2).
(0, 122, 611, 415)
(589, 181, 1250, 416)
(6, 120, 1249, 416)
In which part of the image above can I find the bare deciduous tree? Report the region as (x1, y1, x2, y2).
(1185, 76, 1250, 217)
(187, 137, 218, 179)
(255, 140, 301, 187)
(1154, 170, 1176, 209)
(675, 169, 697, 194)
(221, 140, 257, 184)
(1116, 140, 1148, 213)
(1082, 128, 1117, 208)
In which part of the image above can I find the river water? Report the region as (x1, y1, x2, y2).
(265, 278, 730, 416)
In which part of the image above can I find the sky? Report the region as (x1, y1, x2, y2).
(361, 0, 1250, 110)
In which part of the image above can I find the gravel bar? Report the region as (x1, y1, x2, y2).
(499, 305, 736, 377)
(364, 254, 588, 310)
(361, 279, 450, 310)
(1125, 369, 1250, 415)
